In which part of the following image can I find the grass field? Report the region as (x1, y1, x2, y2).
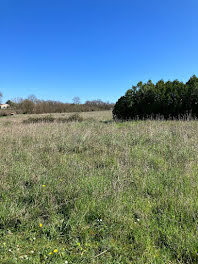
(1, 111, 198, 264)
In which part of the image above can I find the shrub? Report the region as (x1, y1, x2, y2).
(0, 110, 14, 117)
(0, 111, 9, 117)
(23, 116, 55, 124)
(67, 113, 83, 122)
(57, 114, 83, 123)
(23, 114, 83, 124)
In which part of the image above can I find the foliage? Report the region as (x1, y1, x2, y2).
(6, 100, 18, 108)
(0, 110, 9, 117)
(113, 75, 198, 120)
(0, 91, 2, 103)
(6, 96, 114, 114)
(23, 113, 83, 124)
(66, 113, 83, 122)
(0, 109, 15, 117)
(23, 116, 55, 124)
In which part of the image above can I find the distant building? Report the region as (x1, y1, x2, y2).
(0, 104, 10, 109)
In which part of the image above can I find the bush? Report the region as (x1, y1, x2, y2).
(0, 111, 9, 117)
(67, 113, 83, 122)
(23, 116, 55, 124)
(57, 114, 83, 123)
(23, 114, 83, 124)
(113, 75, 198, 120)
(0, 110, 14, 117)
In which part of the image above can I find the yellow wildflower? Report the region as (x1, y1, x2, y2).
(42, 185, 46, 188)
(53, 249, 58, 253)
(49, 252, 53, 255)
(39, 223, 43, 228)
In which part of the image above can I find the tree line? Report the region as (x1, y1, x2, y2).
(2, 96, 114, 114)
(113, 75, 198, 120)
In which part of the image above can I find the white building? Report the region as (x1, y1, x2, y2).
(0, 104, 10, 109)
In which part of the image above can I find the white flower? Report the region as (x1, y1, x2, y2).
(65, 261, 68, 264)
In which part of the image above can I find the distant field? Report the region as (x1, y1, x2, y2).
(1, 111, 198, 263)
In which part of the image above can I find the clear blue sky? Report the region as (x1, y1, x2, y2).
(0, 0, 197, 103)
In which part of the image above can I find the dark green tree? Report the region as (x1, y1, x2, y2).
(113, 75, 198, 120)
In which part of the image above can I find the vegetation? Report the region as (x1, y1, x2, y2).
(23, 115, 55, 124)
(23, 113, 83, 124)
(113, 75, 198, 120)
(0, 91, 2, 103)
(1, 111, 198, 263)
(5, 97, 114, 115)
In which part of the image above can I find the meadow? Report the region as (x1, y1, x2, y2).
(1, 111, 198, 264)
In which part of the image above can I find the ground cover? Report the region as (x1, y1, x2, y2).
(1, 111, 198, 263)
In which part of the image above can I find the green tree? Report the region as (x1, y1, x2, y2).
(113, 75, 198, 120)
(6, 100, 17, 108)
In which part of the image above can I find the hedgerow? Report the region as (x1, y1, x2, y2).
(113, 75, 198, 120)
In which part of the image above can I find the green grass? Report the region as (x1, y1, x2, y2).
(1, 111, 198, 263)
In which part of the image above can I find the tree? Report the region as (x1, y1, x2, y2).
(72, 96, 81, 104)
(0, 91, 2, 104)
(20, 99, 35, 114)
(6, 100, 17, 108)
(28, 94, 38, 103)
(113, 75, 198, 120)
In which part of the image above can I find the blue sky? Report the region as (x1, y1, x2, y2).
(0, 0, 197, 103)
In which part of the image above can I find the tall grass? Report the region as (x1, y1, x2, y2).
(1, 112, 198, 263)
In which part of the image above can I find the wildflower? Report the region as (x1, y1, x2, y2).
(42, 185, 46, 188)
(39, 223, 43, 228)
(30, 250, 34, 254)
(65, 261, 68, 264)
(8, 249, 12, 252)
(49, 252, 53, 255)
(54, 249, 58, 253)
